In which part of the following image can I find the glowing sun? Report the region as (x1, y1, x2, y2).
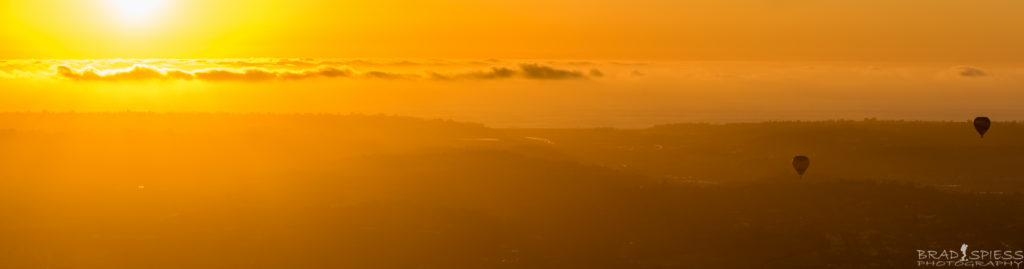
(107, 0, 166, 23)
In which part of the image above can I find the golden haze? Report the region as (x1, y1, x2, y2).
(2, 0, 1024, 268)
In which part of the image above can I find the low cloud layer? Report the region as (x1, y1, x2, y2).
(430, 64, 589, 80)
(9, 59, 1010, 85)
(56, 65, 356, 82)
(49, 61, 598, 82)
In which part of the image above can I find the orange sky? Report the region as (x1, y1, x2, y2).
(3, 0, 1024, 61)
(1, 0, 1023, 127)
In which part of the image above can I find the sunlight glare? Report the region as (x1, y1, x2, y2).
(107, 0, 165, 23)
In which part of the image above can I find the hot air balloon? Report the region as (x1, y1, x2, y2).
(974, 117, 991, 138)
(792, 155, 810, 178)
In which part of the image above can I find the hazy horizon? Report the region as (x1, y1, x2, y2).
(4, 59, 1023, 127)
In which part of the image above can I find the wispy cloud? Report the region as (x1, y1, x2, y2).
(952, 66, 988, 77)
(362, 71, 418, 80)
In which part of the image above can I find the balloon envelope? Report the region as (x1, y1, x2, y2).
(974, 117, 991, 138)
(792, 155, 810, 176)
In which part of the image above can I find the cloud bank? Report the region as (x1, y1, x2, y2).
(56, 65, 356, 82)
(52, 62, 598, 82)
